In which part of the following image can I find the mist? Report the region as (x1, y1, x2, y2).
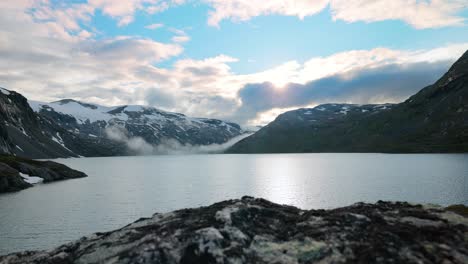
(105, 126, 154, 155)
(105, 125, 252, 155)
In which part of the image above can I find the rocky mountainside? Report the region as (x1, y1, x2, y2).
(228, 50, 468, 153)
(0, 88, 243, 158)
(0, 155, 87, 193)
(1, 197, 466, 263)
(0, 88, 81, 158)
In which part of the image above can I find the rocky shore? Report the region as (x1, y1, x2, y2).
(0, 155, 87, 193)
(1, 197, 466, 263)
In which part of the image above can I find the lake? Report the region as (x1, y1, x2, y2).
(0, 153, 467, 255)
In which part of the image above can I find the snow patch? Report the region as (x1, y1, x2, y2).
(215, 206, 240, 225)
(19, 172, 44, 184)
(0, 88, 10, 95)
(51, 132, 73, 152)
(124, 105, 145, 112)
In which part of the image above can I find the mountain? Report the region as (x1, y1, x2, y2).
(0, 88, 243, 158)
(0, 88, 81, 158)
(30, 99, 242, 147)
(228, 50, 468, 153)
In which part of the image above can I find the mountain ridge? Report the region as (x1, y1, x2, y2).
(228, 50, 468, 153)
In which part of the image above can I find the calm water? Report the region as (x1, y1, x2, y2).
(0, 153, 467, 254)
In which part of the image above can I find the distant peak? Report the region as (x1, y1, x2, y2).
(0, 87, 11, 96)
(107, 105, 127, 115)
(53, 99, 98, 110)
(442, 49, 468, 80)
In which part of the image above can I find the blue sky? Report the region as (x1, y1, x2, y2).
(1, 0, 468, 125)
(88, 2, 468, 73)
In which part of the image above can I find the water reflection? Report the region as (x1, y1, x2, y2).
(0, 153, 466, 254)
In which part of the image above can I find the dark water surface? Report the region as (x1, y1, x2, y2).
(0, 153, 467, 254)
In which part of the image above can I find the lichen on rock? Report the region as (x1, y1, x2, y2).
(0, 197, 466, 263)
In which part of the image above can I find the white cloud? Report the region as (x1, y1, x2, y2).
(145, 23, 164, 30)
(0, 1, 467, 128)
(204, 0, 467, 29)
(87, 0, 185, 26)
(205, 0, 329, 26)
(330, 0, 467, 29)
(87, 0, 147, 26)
(16, 0, 466, 31)
(0, 2, 183, 105)
(170, 28, 191, 43)
(172, 35, 190, 43)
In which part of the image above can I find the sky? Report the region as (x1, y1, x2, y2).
(1, 0, 468, 126)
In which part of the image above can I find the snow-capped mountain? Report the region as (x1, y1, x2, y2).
(0, 88, 243, 158)
(30, 99, 242, 147)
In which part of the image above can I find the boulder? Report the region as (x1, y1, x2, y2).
(0, 162, 31, 192)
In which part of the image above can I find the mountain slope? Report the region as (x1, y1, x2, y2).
(228, 50, 468, 153)
(0, 88, 80, 158)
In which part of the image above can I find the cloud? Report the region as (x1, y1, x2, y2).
(81, 37, 183, 64)
(0, 2, 183, 107)
(12, 0, 466, 31)
(234, 60, 452, 125)
(87, 0, 186, 26)
(330, 0, 467, 29)
(205, 0, 329, 26)
(170, 28, 191, 43)
(20, 0, 467, 30)
(1, 1, 467, 128)
(204, 0, 467, 29)
(105, 125, 252, 154)
(145, 23, 164, 30)
(105, 126, 154, 155)
(153, 133, 253, 154)
(172, 35, 191, 43)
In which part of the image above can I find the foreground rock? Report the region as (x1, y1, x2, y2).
(1, 197, 466, 264)
(0, 155, 87, 193)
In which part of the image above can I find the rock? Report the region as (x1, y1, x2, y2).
(0, 155, 87, 193)
(0, 162, 32, 192)
(446, 205, 468, 217)
(0, 88, 79, 158)
(1, 197, 466, 263)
